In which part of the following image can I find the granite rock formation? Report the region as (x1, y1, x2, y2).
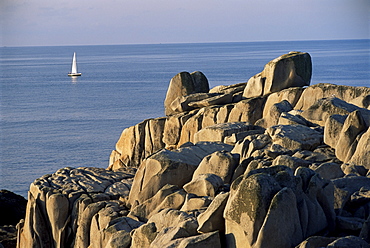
(18, 52, 370, 248)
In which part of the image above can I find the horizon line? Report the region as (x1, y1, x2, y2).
(2, 38, 369, 49)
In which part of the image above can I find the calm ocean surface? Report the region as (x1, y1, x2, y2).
(1, 40, 369, 198)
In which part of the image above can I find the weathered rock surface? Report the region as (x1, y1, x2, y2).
(267, 124, 323, 151)
(17, 167, 135, 248)
(127, 142, 232, 207)
(18, 52, 370, 248)
(295, 83, 370, 110)
(243, 51, 312, 98)
(164, 71, 209, 116)
(335, 110, 367, 162)
(224, 166, 335, 248)
(197, 192, 229, 233)
(348, 127, 370, 169)
(256, 99, 293, 128)
(194, 122, 264, 145)
(193, 150, 238, 184)
(301, 96, 370, 126)
(183, 173, 224, 197)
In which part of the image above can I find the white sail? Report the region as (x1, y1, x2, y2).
(68, 52, 81, 76)
(71, 52, 78, 74)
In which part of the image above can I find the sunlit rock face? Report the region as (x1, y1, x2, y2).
(243, 51, 312, 98)
(164, 71, 209, 116)
(17, 167, 136, 248)
(17, 52, 370, 248)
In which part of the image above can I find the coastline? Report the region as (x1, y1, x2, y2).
(11, 51, 370, 247)
(1, 40, 369, 199)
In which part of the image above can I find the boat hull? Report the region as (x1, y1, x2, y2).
(68, 73, 82, 76)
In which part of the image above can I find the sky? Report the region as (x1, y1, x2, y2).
(0, 0, 369, 47)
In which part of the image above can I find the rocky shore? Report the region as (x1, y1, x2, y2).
(0, 190, 27, 248)
(16, 52, 370, 248)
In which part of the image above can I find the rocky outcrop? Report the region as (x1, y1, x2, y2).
(18, 52, 370, 248)
(17, 167, 135, 248)
(224, 166, 335, 248)
(295, 83, 370, 110)
(127, 142, 232, 208)
(243, 51, 312, 98)
(0, 190, 27, 247)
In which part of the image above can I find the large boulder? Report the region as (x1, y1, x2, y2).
(348, 127, 370, 169)
(266, 124, 323, 151)
(128, 184, 185, 222)
(324, 114, 347, 149)
(164, 71, 209, 116)
(295, 83, 370, 110)
(112, 119, 149, 168)
(227, 97, 267, 124)
(332, 176, 370, 215)
(301, 96, 370, 126)
(243, 51, 312, 98)
(127, 142, 233, 207)
(256, 100, 293, 128)
(17, 167, 135, 248)
(183, 173, 224, 197)
(88, 206, 142, 248)
(272, 154, 310, 171)
(335, 110, 367, 162)
(131, 222, 158, 248)
(224, 166, 335, 248)
(163, 112, 192, 148)
(263, 87, 305, 115)
(145, 209, 199, 248)
(197, 192, 229, 233)
(193, 150, 238, 184)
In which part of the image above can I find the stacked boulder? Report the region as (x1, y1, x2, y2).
(17, 167, 136, 248)
(18, 52, 370, 248)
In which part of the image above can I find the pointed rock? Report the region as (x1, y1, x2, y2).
(197, 192, 229, 233)
(335, 110, 367, 162)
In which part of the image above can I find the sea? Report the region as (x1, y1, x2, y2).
(1, 39, 369, 198)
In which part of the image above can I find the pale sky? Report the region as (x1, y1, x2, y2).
(1, 0, 369, 47)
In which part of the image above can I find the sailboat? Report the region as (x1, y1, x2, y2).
(68, 52, 82, 76)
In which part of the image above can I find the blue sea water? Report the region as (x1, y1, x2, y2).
(1, 40, 369, 198)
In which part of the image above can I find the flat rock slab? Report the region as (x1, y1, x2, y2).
(31, 167, 135, 197)
(194, 122, 265, 144)
(266, 124, 323, 151)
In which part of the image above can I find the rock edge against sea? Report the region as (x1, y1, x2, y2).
(14, 51, 370, 248)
